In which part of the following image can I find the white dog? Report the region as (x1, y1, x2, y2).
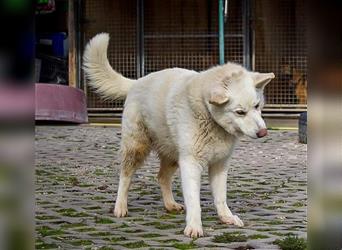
(83, 33, 275, 238)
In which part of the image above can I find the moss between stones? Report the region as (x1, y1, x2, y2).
(52, 135, 68, 139)
(140, 233, 163, 238)
(71, 239, 93, 246)
(248, 234, 269, 239)
(121, 240, 149, 248)
(36, 215, 59, 220)
(139, 190, 151, 196)
(159, 213, 177, 219)
(213, 231, 248, 243)
(35, 239, 58, 249)
(69, 177, 79, 186)
(143, 221, 178, 230)
(256, 228, 275, 232)
(54, 176, 69, 182)
(261, 193, 271, 200)
(95, 217, 114, 224)
(129, 207, 145, 212)
(79, 184, 95, 188)
(61, 222, 87, 229)
(36, 201, 51, 205)
(275, 199, 287, 204)
(89, 231, 112, 237)
(37, 226, 65, 237)
(156, 239, 180, 243)
(274, 234, 307, 250)
(124, 229, 144, 233)
(238, 208, 248, 214)
(118, 223, 129, 228)
(271, 232, 289, 236)
(36, 170, 50, 176)
(265, 220, 283, 225)
(203, 216, 217, 221)
(83, 205, 102, 210)
(168, 210, 183, 215)
(287, 225, 305, 230)
(233, 246, 255, 250)
(74, 227, 97, 232)
(91, 196, 107, 200)
(265, 205, 282, 210)
(293, 201, 305, 207)
(240, 192, 254, 198)
(94, 169, 105, 176)
(98, 247, 115, 250)
(110, 236, 127, 243)
(172, 241, 197, 249)
(56, 208, 88, 217)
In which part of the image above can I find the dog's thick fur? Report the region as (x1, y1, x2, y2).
(83, 33, 275, 238)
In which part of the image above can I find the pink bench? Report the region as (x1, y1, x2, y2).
(35, 83, 88, 123)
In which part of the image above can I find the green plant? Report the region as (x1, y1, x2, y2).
(274, 234, 307, 250)
(213, 231, 247, 243)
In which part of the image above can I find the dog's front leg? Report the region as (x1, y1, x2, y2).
(179, 158, 204, 238)
(209, 161, 244, 227)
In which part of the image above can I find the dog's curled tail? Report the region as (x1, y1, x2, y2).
(83, 33, 135, 100)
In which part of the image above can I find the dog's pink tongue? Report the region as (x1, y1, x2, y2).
(256, 128, 268, 138)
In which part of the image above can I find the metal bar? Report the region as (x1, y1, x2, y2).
(68, 0, 77, 87)
(76, 0, 82, 89)
(136, 0, 141, 78)
(218, 0, 225, 64)
(88, 108, 124, 111)
(264, 104, 307, 108)
(263, 108, 307, 112)
(79, 0, 87, 95)
(250, 0, 255, 70)
(144, 34, 244, 39)
(242, 0, 251, 70)
(136, 0, 144, 78)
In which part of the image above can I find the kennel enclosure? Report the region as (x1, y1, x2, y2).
(77, 0, 307, 112)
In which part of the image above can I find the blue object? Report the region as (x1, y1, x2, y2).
(51, 33, 66, 57)
(38, 33, 67, 58)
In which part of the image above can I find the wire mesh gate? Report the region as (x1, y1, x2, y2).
(253, 0, 307, 107)
(82, 0, 137, 110)
(81, 0, 307, 111)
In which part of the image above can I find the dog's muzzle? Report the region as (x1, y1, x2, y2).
(256, 128, 267, 138)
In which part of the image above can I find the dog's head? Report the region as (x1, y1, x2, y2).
(206, 68, 275, 139)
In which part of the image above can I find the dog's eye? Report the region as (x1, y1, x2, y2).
(255, 103, 260, 109)
(236, 110, 246, 116)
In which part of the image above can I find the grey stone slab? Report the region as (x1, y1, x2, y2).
(36, 126, 307, 249)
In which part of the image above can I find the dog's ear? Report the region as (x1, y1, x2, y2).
(209, 86, 229, 105)
(251, 72, 275, 90)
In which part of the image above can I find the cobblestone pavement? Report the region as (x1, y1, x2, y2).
(36, 125, 307, 249)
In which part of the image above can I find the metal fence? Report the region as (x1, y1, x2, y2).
(254, 0, 307, 107)
(143, 0, 246, 74)
(82, 0, 307, 111)
(83, 0, 137, 110)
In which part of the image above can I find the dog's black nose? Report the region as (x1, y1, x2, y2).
(256, 128, 267, 138)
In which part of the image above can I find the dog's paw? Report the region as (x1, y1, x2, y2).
(165, 202, 184, 213)
(113, 203, 128, 218)
(184, 224, 204, 238)
(220, 214, 244, 227)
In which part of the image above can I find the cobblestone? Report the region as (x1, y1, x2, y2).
(36, 125, 307, 249)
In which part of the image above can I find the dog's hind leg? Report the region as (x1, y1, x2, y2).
(158, 157, 184, 212)
(209, 160, 244, 227)
(114, 111, 151, 217)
